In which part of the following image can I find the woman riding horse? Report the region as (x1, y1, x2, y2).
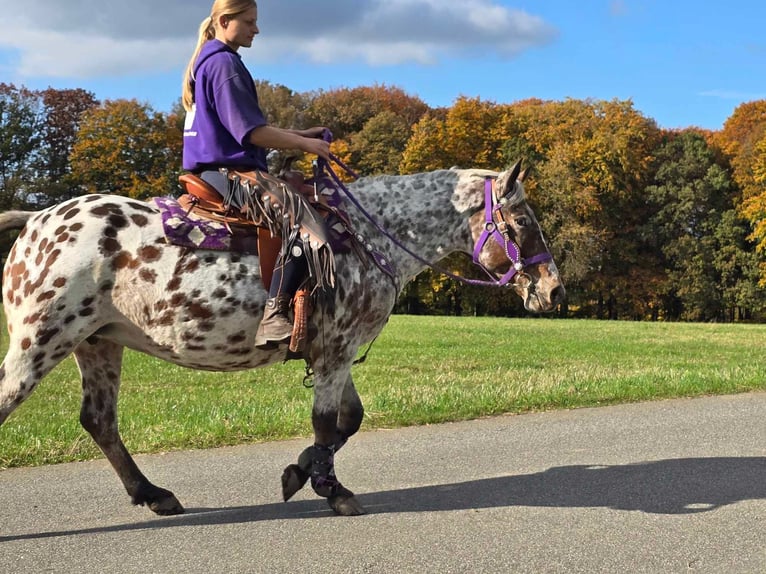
(182, 0, 330, 348)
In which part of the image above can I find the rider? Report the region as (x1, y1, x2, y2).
(181, 0, 331, 348)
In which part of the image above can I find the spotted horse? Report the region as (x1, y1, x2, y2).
(0, 160, 565, 517)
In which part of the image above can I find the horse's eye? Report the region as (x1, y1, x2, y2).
(514, 216, 530, 227)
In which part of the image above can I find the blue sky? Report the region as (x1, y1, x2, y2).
(1, 0, 764, 131)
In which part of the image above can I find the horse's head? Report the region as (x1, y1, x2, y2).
(461, 161, 565, 313)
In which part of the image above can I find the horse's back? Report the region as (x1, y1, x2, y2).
(3, 195, 161, 309)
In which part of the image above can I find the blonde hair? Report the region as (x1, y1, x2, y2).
(182, 0, 256, 111)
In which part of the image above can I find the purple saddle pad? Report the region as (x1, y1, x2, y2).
(152, 196, 255, 253)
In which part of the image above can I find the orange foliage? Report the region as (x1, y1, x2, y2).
(69, 99, 180, 199)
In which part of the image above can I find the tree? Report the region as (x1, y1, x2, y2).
(166, 99, 185, 176)
(713, 102, 766, 286)
(644, 130, 760, 321)
(69, 99, 181, 199)
(0, 83, 43, 210)
(255, 80, 310, 129)
(33, 88, 99, 206)
(740, 133, 766, 283)
(713, 210, 766, 319)
(304, 84, 428, 141)
(498, 98, 549, 169)
(400, 112, 450, 173)
(510, 99, 660, 318)
(401, 97, 508, 172)
(350, 110, 412, 175)
(441, 97, 507, 170)
(714, 100, 766, 207)
(713, 100, 766, 161)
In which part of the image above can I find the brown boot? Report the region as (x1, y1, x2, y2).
(255, 296, 293, 348)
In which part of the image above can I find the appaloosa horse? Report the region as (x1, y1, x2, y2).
(0, 161, 564, 516)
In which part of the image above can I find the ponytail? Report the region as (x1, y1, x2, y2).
(181, 17, 216, 111)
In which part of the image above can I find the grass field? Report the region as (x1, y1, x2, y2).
(1, 315, 764, 469)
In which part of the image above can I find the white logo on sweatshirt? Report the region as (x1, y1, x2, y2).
(184, 104, 197, 137)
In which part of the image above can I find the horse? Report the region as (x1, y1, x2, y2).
(0, 160, 565, 517)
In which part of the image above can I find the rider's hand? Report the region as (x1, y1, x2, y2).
(301, 126, 329, 139)
(302, 137, 331, 161)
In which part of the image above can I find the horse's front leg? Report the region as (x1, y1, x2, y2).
(282, 371, 365, 516)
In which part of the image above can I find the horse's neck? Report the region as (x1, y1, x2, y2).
(346, 170, 471, 283)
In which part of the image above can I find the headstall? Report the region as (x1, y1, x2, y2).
(471, 177, 553, 287)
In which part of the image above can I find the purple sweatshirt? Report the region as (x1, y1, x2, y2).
(182, 39, 268, 172)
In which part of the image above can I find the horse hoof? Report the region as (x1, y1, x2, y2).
(281, 464, 310, 502)
(328, 491, 366, 516)
(149, 495, 185, 516)
(133, 484, 185, 515)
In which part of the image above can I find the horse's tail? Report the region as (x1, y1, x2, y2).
(0, 211, 35, 233)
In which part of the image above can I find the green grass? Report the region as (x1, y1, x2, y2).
(1, 315, 765, 468)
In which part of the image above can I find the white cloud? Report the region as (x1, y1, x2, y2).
(1, 29, 190, 78)
(0, 0, 557, 78)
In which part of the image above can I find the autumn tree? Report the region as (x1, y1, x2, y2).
(304, 84, 428, 140)
(70, 99, 181, 199)
(713, 102, 766, 282)
(302, 85, 429, 175)
(508, 99, 660, 318)
(443, 96, 509, 170)
(400, 97, 661, 317)
(401, 97, 507, 172)
(350, 110, 412, 175)
(714, 101, 766, 231)
(399, 112, 450, 173)
(713, 100, 766, 165)
(255, 80, 310, 129)
(166, 98, 186, 173)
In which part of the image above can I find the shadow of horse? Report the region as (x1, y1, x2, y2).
(3, 456, 764, 542)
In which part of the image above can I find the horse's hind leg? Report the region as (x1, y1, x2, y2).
(0, 346, 54, 427)
(74, 338, 184, 516)
(282, 372, 365, 515)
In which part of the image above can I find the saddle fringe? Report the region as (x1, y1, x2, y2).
(182, 169, 336, 295)
(234, 170, 335, 294)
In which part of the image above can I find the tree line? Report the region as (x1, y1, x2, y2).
(1, 81, 765, 322)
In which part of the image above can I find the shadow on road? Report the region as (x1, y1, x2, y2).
(3, 456, 764, 542)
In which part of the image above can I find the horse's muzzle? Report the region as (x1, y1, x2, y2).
(518, 262, 566, 313)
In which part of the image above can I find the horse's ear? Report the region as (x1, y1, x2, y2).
(519, 164, 532, 182)
(496, 160, 521, 200)
(508, 160, 522, 184)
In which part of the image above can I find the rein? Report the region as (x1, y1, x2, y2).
(319, 145, 551, 288)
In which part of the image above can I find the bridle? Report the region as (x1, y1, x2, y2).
(471, 177, 553, 288)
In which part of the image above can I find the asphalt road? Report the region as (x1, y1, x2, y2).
(1, 392, 764, 574)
